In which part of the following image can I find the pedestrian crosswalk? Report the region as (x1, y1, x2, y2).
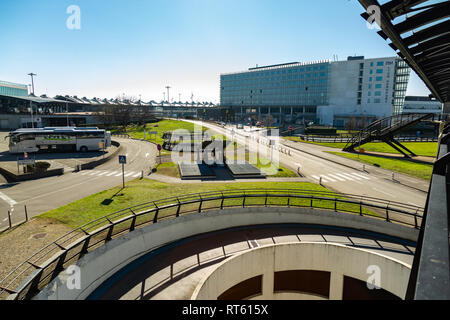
(311, 171, 373, 183)
(77, 170, 142, 178)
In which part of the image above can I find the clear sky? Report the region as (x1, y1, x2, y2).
(0, 0, 431, 103)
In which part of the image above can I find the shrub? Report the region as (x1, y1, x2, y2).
(35, 161, 51, 171)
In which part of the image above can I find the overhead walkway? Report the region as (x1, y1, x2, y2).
(343, 113, 436, 157)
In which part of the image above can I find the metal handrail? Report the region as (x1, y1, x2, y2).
(0, 189, 424, 300)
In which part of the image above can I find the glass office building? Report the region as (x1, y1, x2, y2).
(0, 81, 28, 97)
(220, 56, 411, 128)
(221, 61, 330, 107)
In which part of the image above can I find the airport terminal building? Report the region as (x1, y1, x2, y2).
(220, 56, 411, 128)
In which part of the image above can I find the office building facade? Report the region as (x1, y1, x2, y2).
(402, 96, 442, 116)
(220, 56, 411, 128)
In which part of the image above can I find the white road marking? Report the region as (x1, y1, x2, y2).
(327, 174, 346, 182)
(124, 172, 135, 177)
(133, 173, 141, 178)
(322, 175, 336, 182)
(106, 171, 118, 176)
(96, 171, 109, 176)
(341, 173, 361, 180)
(115, 172, 123, 177)
(145, 153, 150, 158)
(351, 172, 371, 180)
(81, 171, 90, 175)
(312, 175, 329, 183)
(89, 171, 99, 176)
(336, 173, 354, 181)
(0, 191, 18, 206)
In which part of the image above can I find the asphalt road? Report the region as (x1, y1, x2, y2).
(189, 121, 428, 209)
(0, 138, 157, 229)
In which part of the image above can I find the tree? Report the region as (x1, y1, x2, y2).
(345, 117, 358, 131)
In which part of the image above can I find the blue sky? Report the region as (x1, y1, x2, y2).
(0, 0, 431, 102)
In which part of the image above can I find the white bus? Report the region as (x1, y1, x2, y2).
(7, 127, 111, 153)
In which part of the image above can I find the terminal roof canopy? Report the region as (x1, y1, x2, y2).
(359, 0, 450, 103)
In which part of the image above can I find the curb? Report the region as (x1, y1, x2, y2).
(78, 141, 122, 171)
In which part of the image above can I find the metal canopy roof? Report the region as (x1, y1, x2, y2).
(359, 0, 450, 103)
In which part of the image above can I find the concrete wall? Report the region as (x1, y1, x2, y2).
(192, 242, 411, 300)
(34, 207, 418, 300)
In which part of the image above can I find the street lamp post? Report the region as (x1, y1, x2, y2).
(28, 73, 37, 95)
(66, 102, 69, 127)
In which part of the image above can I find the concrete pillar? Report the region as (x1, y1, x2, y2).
(329, 272, 344, 300)
(261, 272, 274, 300)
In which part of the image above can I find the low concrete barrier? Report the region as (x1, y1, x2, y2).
(0, 166, 64, 182)
(35, 206, 418, 300)
(79, 141, 121, 171)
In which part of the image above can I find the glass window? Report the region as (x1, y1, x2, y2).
(376, 76, 383, 81)
(377, 61, 384, 66)
(376, 69, 383, 74)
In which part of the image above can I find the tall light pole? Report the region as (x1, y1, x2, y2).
(165, 86, 171, 104)
(66, 102, 69, 127)
(28, 73, 37, 95)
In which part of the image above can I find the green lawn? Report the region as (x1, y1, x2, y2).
(285, 137, 438, 157)
(38, 180, 375, 228)
(327, 151, 433, 180)
(153, 162, 179, 178)
(113, 119, 207, 146)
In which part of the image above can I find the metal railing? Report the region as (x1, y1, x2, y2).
(344, 113, 436, 151)
(0, 189, 424, 300)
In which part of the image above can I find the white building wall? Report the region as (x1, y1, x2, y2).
(318, 57, 401, 127)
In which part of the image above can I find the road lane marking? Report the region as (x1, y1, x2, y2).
(341, 173, 361, 180)
(351, 173, 371, 180)
(124, 172, 135, 177)
(336, 173, 354, 181)
(89, 171, 99, 176)
(106, 171, 118, 176)
(321, 175, 336, 182)
(312, 175, 329, 183)
(115, 172, 123, 177)
(96, 171, 109, 176)
(0, 191, 17, 206)
(327, 174, 346, 182)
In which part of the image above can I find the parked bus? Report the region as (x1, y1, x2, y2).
(7, 127, 111, 153)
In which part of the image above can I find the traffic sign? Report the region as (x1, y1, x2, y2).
(18, 159, 35, 166)
(119, 155, 127, 164)
(157, 144, 162, 151)
(289, 126, 293, 131)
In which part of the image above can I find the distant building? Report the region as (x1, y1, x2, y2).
(402, 96, 442, 116)
(0, 80, 28, 97)
(220, 56, 411, 129)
